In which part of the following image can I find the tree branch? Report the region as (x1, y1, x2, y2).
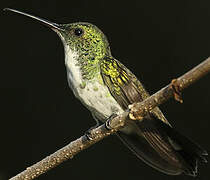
(129, 57, 210, 120)
(10, 57, 210, 180)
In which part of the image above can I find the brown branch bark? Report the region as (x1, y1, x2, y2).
(129, 57, 210, 119)
(10, 57, 210, 180)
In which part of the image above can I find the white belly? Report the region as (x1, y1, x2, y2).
(64, 45, 123, 119)
(76, 80, 123, 118)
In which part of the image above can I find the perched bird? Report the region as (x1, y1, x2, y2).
(5, 8, 207, 176)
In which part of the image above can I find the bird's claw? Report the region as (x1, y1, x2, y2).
(105, 113, 118, 130)
(85, 123, 100, 141)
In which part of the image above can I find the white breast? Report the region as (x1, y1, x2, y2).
(64, 46, 82, 86)
(64, 45, 123, 119)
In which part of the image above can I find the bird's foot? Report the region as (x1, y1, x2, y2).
(85, 122, 101, 141)
(105, 113, 118, 130)
(85, 113, 118, 140)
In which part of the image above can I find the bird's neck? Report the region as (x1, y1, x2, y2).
(64, 45, 102, 86)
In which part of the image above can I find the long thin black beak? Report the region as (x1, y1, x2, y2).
(4, 8, 65, 32)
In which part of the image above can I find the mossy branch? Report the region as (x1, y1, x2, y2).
(10, 57, 210, 180)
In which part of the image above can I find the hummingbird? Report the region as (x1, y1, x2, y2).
(5, 8, 207, 176)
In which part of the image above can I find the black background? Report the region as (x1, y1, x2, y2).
(1, 0, 210, 180)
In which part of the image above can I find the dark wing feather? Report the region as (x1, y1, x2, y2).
(100, 56, 146, 108)
(100, 56, 207, 176)
(100, 56, 169, 124)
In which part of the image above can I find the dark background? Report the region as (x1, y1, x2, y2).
(1, 0, 210, 180)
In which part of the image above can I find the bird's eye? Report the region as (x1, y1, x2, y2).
(74, 28, 84, 36)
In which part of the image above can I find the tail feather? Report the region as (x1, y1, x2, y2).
(156, 119, 207, 176)
(117, 116, 207, 176)
(116, 131, 182, 175)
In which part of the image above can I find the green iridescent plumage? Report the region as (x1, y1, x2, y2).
(101, 56, 142, 109)
(59, 23, 111, 80)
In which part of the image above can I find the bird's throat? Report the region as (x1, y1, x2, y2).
(64, 45, 101, 87)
